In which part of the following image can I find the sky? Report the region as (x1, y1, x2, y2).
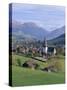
(12, 3, 65, 31)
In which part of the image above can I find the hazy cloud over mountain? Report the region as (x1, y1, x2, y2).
(12, 3, 65, 31)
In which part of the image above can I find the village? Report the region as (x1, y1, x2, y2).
(13, 39, 57, 59)
(12, 38, 65, 72)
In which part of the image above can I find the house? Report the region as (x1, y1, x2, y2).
(47, 46, 56, 56)
(15, 45, 30, 54)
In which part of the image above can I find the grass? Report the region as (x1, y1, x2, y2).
(11, 54, 65, 86)
(12, 65, 65, 86)
(12, 54, 48, 69)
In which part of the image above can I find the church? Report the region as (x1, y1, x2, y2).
(39, 38, 56, 59)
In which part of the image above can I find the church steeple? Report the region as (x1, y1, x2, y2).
(42, 37, 48, 58)
(43, 37, 47, 47)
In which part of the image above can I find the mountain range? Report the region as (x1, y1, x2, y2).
(12, 21, 49, 40)
(47, 34, 65, 46)
(47, 26, 65, 40)
(11, 21, 65, 46)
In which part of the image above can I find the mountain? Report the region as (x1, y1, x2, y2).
(12, 21, 49, 40)
(47, 26, 65, 40)
(48, 34, 65, 46)
(10, 21, 65, 48)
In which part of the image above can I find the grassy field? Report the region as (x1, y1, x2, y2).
(11, 54, 65, 86)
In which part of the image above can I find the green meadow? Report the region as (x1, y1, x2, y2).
(11, 54, 65, 86)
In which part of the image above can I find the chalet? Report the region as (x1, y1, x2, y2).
(47, 46, 56, 56)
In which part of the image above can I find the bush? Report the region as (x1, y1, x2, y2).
(47, 59, 64, 72)
(17, 59, 21, 67)
(56, 47, 65, 56)
(54, 61, 64, 72)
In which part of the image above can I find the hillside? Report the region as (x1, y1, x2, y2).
(48, 34, 65, 46)
(47, 26, 65, 40)
(10, 21, 65, 47)
(12, 21, 49, 40)
(11, 54, 65, 86)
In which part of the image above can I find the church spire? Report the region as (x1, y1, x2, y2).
(43, 37, 47, 47)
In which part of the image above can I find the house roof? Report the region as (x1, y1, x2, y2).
(47, 47, 54, 52)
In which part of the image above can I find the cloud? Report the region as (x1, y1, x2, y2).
(12, 3, 65, 31)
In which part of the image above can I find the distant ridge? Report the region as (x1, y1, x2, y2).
(48, 34, 65, 46)
(11, 21, 65, 47)
(47, 26, 65, 40)
(12, 21, 49, 40)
